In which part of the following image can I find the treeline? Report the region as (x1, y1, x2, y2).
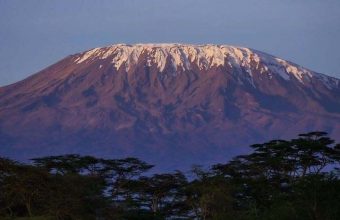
(1, 131, 340, 220)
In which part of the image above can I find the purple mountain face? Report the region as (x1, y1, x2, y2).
(0, 44, 339, 170)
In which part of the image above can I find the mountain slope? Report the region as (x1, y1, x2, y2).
(1, 44, 339, 169)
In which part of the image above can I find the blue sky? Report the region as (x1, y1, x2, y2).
(1, 0, 340, 86)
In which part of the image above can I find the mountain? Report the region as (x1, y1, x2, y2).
(1, 43, 339, 170)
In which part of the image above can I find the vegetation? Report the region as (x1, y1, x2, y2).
(0, 131, 339, 219)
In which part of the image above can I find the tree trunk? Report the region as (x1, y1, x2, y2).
(25, 200, 32, 217)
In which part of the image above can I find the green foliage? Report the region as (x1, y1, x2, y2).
(213, 131, 340, 220)
(0, 131, 339, 219)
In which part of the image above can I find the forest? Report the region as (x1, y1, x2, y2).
(1, 131, 339, 220)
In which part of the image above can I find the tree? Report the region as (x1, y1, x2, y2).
(185, 166, 237, 220)
(213, 131, 340, 219)
(31, 155, 108, 219)
(31, 154, 104, 175)
(0, 158, 49, 217)
(1, 131, 339, 219)
(101, 157, 153, 200)
(135, 171, 188, 219)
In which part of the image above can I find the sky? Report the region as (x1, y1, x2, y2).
(1, 0, 340, 86)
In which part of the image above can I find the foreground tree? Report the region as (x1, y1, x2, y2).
(213, 131, 340, 219)
(0, 131, 339, 219)
(136, 171, 188, 218)
(0, 158, 50, 217)
(185, 166, 238, 220)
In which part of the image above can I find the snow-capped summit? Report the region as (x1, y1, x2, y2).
(73, 43, 339, 88)
(0, 43, 339, 170)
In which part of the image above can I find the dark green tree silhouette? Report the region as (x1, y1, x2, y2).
(0, 131, 339, 220)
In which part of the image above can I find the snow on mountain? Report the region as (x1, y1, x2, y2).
(73, 44, 339, 88)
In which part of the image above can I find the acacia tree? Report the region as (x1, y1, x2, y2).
(31, 154, 104, 175)
(291, 131, 339, 176)
(1, 131, 339, 219)
(135, 171, 188, 218)
(213, 131, 340, 218)
(185, 166, 236, 220)
(0, 158, 49, 217)
(0, 157, 21, 217)
(31, 155, 107, 219)
(98, 157, 154, 218)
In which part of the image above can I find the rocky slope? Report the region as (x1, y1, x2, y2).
(0, 44, 339, 169)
